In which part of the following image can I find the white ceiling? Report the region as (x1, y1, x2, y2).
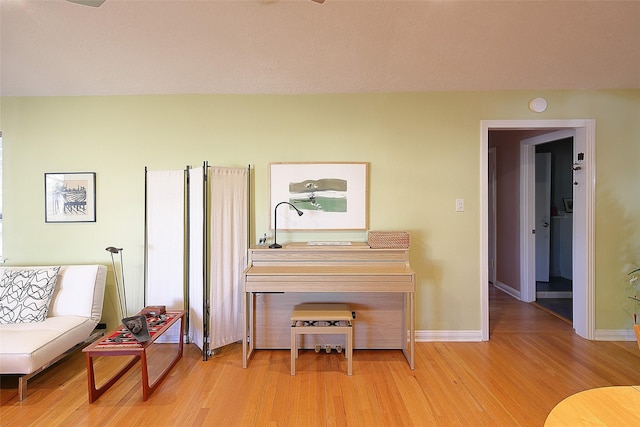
(1, 0, 639, 96)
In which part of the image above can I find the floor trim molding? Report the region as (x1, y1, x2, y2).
(594, 329, 638, 341)
(494, 281, 521, 300)
(415, 330, 483, 342)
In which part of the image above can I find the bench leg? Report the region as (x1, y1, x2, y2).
(289, 325, 353, 376)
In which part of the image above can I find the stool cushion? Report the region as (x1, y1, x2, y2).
(291, 303, 352, 321)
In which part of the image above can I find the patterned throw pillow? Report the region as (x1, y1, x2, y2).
(0, 267, 61, 324)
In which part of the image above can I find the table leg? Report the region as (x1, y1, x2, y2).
(242, 291, 248, 368)
(243, 291, 255, 368)
(347, 322, 353, 376)
(86, 352, 139, 403)
(140, 316, 185, 401)
(249, 292, 255, 359)
(401, 291, 416, 370)
(409, 291, 415, 370)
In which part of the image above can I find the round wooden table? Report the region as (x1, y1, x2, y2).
(545, 386, 640, 426)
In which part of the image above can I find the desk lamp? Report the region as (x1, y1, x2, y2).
(270, 202, 303, 249)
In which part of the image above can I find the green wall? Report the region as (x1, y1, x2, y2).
(1, 90, 639, 334)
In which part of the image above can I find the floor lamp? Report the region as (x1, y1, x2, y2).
(106, 246, 128, 319)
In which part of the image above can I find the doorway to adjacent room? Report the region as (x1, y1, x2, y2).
(481, 119, 595, 341)
(529, 135, 575, 321)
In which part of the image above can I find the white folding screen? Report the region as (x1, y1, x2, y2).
(146, 165, 249, 357)
(145, 170, 185, 310)
(145, 169, 185, 344)
(208, 166, 248, 349)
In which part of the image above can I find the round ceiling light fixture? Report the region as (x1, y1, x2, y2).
(528, 97, 548, 113)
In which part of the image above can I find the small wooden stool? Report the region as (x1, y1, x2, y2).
(290, 303, 353, 376)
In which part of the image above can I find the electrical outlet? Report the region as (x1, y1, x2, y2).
(456, 198, 464, 212)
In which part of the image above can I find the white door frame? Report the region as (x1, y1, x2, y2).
(481, 119, 595, 340)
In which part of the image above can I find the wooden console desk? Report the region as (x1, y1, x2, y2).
(242, 242, 415, 369)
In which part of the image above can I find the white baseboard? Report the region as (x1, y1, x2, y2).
(494, 281, 521, 300)
(413, 329, 636, 343)
(415, 329, 483, 342)
(594, 329, 638, 341)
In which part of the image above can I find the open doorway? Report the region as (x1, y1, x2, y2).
(481, 120, 595, 341)
(532, 136, 574, 320)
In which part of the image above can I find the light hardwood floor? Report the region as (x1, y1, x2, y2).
(2, 287, 639, 426)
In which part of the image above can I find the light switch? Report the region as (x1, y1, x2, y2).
(456, 199, 464, 212)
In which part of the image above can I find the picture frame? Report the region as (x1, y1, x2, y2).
(45, 172, 96, 223)
(563, 198, 573, 213)
(269, 162, 368, 230)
